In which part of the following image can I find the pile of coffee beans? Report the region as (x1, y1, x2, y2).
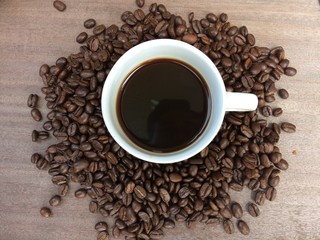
(30, 1, 296, 239)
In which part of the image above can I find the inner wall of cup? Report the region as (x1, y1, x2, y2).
(103, 40, 225, 161)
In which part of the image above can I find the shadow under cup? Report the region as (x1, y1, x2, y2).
(101, 39, 226, 163)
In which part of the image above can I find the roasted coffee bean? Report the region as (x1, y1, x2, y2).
(31, 108, 42, 121)
(89, 201, 98, 213)
(278, 89, 289, 99)
(273, 108, 283, 117)
(27, 94, 38, 108)
(169, 173, 182, 183)
(275, 159, 289, 170)
(231, 202, 243, 219)
(182, 34, 198, 44)
(284, 67, 297, 76)
(42, 121, 53, 131)
(93, 24, 106, 35)
(95, 222, 108, 232)
(219, 207, 232, 219)
(281, 122, 296, 133)
(134, 185, 147, 199)
(76, 32, 88, 43)
(255, 191, 266, 206)
(97, 231, 108, 240)
(53, 0, 66, 12)
(237, 220, 250, 235)
(73, 159, 89, 173)
(178, 187, 190, 198)
(36, 157, 48, 170)
(39, 64, 49, 76)
(32, 130, 39, 142)
(269, 176, 280, 187)
(40, 207, 52, 217)
(159, 188, 170, 204)
(164, 219, 175, 229)
(136, 0, 145, 8)
(247, 202, 260, 217)
(58, 184, 68, 196)
(49, 195, 61, 206)
(261, 106, 272, 117)
(31, 153, 41, 164)
(84, 19, 96, 29)
(75, 188, 87, 198)
(223, 219, 235, 234)
(266, 187, 277, 201)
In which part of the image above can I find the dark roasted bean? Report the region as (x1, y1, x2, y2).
(49, 195, 61, 207)
(84, 19, 96, 29)
(31, 108, 42, 121)
(247, 202, 260, 217)
(273, 108, 283, 117)
(223, 219, 235, 234)
(231, 202, 243, 219)
(278, 89, 289, 99)
(281, 122, 296, 133)
(255, 191, 266, 206)
(76, 32, 88, 44)
(95, 222, 108, 232)
(53, 0, 66, 12)
(237, 220, 250, 235)
(40, 207, 52, 217)
(284, 67, 297, 76)
(136, 0, 145, 8)
(27, 94, 38, 108)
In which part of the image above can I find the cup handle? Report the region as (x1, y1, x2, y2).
(225, 92, 258, 112)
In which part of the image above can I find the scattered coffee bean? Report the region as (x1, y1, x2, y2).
(231, 202, 243, 219)
(31, 153, 41, 164)
(136, 0, 145, 8)
(281, 122, 296, 133)
(273, 108, 283, 117)
(31, 108, 42, 121)
(97, 231, 108, 240)
(53, 0, 66, 12)
(247, 202, 260, 217)
(32, 130, 38, 142)
(134, 185, 147, 199)
(266, 187, 277, 201)
(169, 173, 182, 183)
(84, 18, 96, 29)
(255, 191, 266, 206)
(58, 184, 69, 196)
(261, 106, 272, 117)
(95, 222, 108, 232)
(278, 89, 289, 99)
(40, 207, 52, 217)
(284, 67, 297, 76)
(223, 219, 235, 234)
(49, 195, 61, 206)
(237, 220, 250, 235)
(38, 131, 49, 140)
(76, 32, 88, 43)
(75, 189, 87, 198)
(27, 94, 38, 108)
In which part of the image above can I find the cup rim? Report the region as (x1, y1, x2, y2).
(101, 39, 226, 164)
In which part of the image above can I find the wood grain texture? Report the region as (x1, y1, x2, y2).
(1, 0, 320, 239)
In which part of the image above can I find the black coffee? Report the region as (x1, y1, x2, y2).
(117, 58, 211, 152)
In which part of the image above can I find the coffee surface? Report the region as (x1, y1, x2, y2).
(118, 59, 210, 152)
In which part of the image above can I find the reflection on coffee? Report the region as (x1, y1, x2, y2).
(117, 58, 211, 152)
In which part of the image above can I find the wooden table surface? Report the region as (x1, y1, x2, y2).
(1, 0, 320, 239)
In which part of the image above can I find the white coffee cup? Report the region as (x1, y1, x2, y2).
(101, 39, 258, 164)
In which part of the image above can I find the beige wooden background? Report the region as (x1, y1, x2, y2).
(1, 0, 320, 239)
